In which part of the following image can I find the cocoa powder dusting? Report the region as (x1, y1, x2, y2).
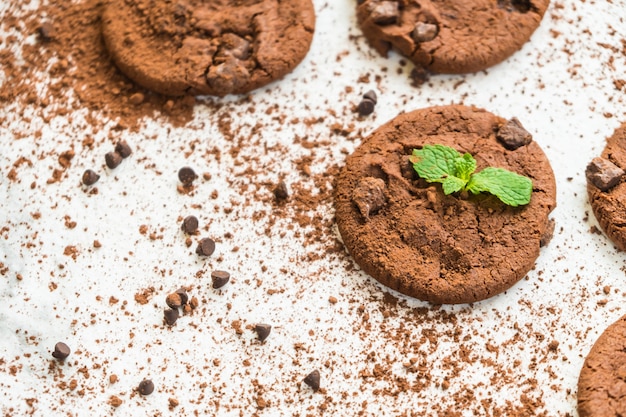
(1, 0, 195, 131)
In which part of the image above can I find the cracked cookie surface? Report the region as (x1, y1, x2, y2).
(102, 0, 315, 96)
(334, 105, 556, 304)
(356, 0, 550, 74)
(578, 314, 626, 417)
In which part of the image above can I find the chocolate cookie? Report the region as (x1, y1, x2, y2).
(586, 122, 626, 251)
(578, 314, 626, 416)
(334, 105, 556, 304)
(101, 0, 315, 97)
(356, 0, 550, 74)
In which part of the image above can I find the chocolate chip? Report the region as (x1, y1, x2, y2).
(211, 270, 230, 289)
(196, 238, 216, 256)
(255, 323, 272, 342)
(412, 22, 438, 43)
(370, 1, 399, 25)
(410, 66, 430, 87)
(138, 379, 155, 395)
(178, 166, 198, 185)
(38, 22, 55, 41)
(358, 98, 376, 116)
(217, 33, 251, 61)
(206, 57, 250, 96)
(52, 342, 70, 360)
(175, 288, 189, 305)
(303, 369, 320, 391)
(165, 292, 183, 309)
(363, 90, 377, 104)
(115, 141, 132, 158)
(105, 152, 123, 169)
(164, 308, 179, 326)
(181, 215, 199, 234)
(496, 118, 533, 150)
(273, 181, 289, 201)
(82, 169, 100, 186)
(352, 177, 387, 219)
(586, 157, 625, 191)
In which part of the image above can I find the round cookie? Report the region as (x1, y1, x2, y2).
(356, 0, 550, 74)
(578, 314, 626, 416)
(101, 0, 315, 97)
(586, 122, 626, 251)
(334, 105, 556, 304)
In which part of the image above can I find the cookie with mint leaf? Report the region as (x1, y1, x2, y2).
(334, 105, 556, 304)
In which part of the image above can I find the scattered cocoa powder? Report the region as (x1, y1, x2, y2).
(0, 0, 195, 131)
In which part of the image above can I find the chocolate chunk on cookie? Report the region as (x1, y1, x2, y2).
(497, 117, 533, 150)
(587, 122, 626, 250)
(352, 177, 386, 219)
(587, 157, 624, 192)
(101, 0, 315, 96)
(578, 314, 626, 416)
(356, 0, 550, 74)
(334, 105, 556, 304)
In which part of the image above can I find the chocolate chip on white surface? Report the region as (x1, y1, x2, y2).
(81, 169, 100, 186)
(196, 238, 216, 256)
(105, 151, 123, 169)
(138, 379, 154, 395)
(358, 98, 376, 116)
(255, 323, 272, 342)
(181, 215, 199, 234)
(164, 308, 179, 326)
(363, 90, 377, 104)
(303, 369, 320, 391)
(115, 140, 132, 158)
(52, 342, 70, 360)
(211, 270, 230, 289)
(178, 166, 198, 185)
(273, 181, 289, 201)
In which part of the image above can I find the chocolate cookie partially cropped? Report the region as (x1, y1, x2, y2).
(356, 0, 550, 74)
(101, 0, 315, 97)
(578, 314, 626, 416)
(587, 122, 626, 251)
(334, 105, 556, 304)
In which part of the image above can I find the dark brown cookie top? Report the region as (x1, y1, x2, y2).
(101, 0, 315, 97)
(356, 0, 550, 74)
(334, 105, 556, 304)
(578, 314, 626, 417)
(587, 122, 626, 251)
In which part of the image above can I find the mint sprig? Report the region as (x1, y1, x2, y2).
(409, 144, 532, 207)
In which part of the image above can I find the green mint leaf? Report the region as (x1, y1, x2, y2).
(466, 167, 533, 207)
(442, 176, 466, 195)
(411, 145, 462, 183)
(410, 144, 533, 206)
(454, 153, 477, 183)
